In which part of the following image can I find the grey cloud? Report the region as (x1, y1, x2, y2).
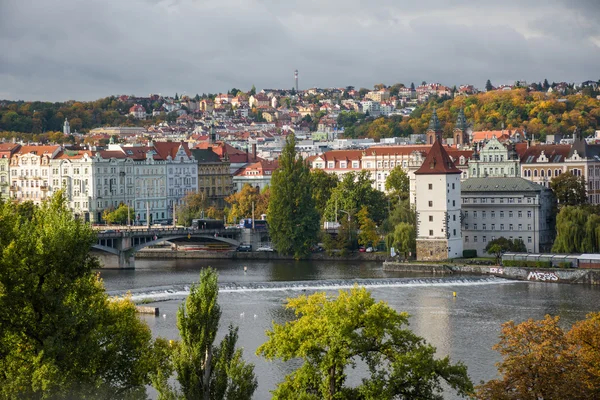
(0, 0, 598, 101)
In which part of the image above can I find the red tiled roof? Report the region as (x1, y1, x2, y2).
(153, 141, 192, 159)
(414, 140, 462, 175)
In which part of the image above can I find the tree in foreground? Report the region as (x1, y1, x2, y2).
(268, 134, 320, 258)
(476, 313, 600, 400)
(257, 287, 473, 400)
(0, 193, 165, 399)
(152, 268, 257, 400)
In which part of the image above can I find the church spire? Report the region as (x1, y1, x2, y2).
(455, 108, 467, 132)
(426, 108, 443, 145)
(428, 108, 442, 133)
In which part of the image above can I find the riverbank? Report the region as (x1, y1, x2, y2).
(136, 248, 388, 262)
(383, 261, 600, 285)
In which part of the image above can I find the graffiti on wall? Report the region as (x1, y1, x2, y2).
(527, 271, 559, 281)
(490, 267, 504, 274)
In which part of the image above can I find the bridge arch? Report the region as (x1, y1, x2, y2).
(132, 235, 240, 252)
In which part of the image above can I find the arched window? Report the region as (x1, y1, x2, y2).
(540, 170, 545, 177)
(534, 170, 538, 177)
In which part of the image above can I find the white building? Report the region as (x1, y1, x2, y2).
(53, 149, 94, 221)
(414, 138, 463, 261)
(154, 141, 198, 221)
(9, 145, 62, 204)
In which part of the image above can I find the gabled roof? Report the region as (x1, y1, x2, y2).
(190, 148, 223, 163)
(153, 141, 191, 159)
(414, 139, 462, 175)
(520, 144, 571, 164)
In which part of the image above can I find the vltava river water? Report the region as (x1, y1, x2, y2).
(100, 258, 600, 399)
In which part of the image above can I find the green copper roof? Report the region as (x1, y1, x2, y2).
(428, 108, 441, 132)
(455, 108, 467, 131)
(461, 177, 547, 193)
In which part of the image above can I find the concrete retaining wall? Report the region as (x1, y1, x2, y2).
(383, 261, 600, 285)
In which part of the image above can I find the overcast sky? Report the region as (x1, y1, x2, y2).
(1, 0, 599, 101)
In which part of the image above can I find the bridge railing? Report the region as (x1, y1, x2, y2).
(96, 226, 241, 238)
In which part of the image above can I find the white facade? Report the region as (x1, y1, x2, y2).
(415, 173, 463, 259)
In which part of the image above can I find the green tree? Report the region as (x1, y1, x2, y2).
(153, 268, 257, 400)
(357, 206, 379, 248)
(249, 85, 256, 96)
(176, 191, 210, 227)
(381, 199, 416, 234)
(385, 166, 410, 201)
(392, 222, 416, 260)
(485, 79, 493, 91)
(102, 203, 135, 225)
(552, 205, 600, 253)
(268, 134, 320, 258)
(0, 193, 165, 399)
(324, 170, 388, 225)
(550, 173, 587, 207)
(309, 169, 339, 214)
(485, 237, 526, 263)
(258, 287, 473, 400)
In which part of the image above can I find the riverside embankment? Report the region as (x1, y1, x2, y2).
(383, 261, 600, 285)
(136, 248, 388, 262)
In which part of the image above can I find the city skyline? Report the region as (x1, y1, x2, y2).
(1, 0, 599, 101)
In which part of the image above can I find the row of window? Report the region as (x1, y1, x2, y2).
(464, 210, 533, 219)
(465, 235, 532, 244)
(465, 223, 532, 231)
(463, 197, 533, 204)
(523, 169, 565, 178)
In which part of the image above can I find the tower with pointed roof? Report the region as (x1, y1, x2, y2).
(453, 108, 469, 147)
(414, 138, 463, 261)
(426, 108, 443, 145)
(63, 118, 70, 136)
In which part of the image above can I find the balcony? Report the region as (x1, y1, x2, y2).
(40, 185, 49, 191)
(9, 186, 18, 192)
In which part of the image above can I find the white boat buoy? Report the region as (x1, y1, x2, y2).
(240, 312, 245, 318)
(244, 266, 248, 273)
(162, 314, 167, 318)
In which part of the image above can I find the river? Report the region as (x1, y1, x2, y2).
(100, 258, 600, 399)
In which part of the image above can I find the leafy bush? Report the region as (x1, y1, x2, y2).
(463, 249, 477, 258)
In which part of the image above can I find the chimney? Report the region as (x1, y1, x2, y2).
(252, 143, 257, 159)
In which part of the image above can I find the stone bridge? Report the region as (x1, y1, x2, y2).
(93, 227, 245, 268)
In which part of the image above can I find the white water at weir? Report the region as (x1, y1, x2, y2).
(108, 276, 525, 303)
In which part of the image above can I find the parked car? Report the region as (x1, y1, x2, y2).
(236, 244, 252, 252)
(358, 247, 366, 253)
(366, 247, 374, 253)
(256, 246, 274, 252)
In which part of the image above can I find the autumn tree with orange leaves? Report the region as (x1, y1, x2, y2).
(476, 313, 600, 400)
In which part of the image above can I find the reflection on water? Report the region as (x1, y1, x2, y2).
(100, 258, 600, 400)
